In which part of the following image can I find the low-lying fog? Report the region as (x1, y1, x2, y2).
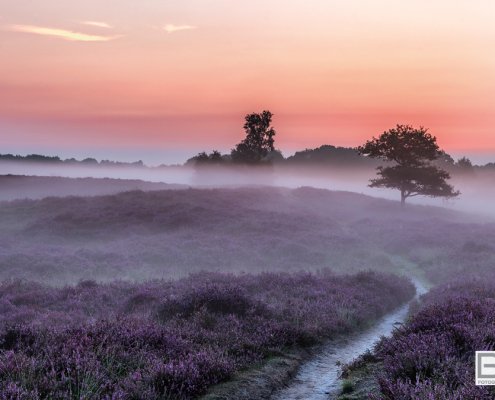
(0, 160, 493, 219)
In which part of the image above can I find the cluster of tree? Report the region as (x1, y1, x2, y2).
(189, 112, 478, 179)
(189, 150, 229, 166)
(430, 153, 475, 174)
(0, 154, 145, 167)
(98, 159, 144, 167)
(283, 145, 382, 167)
(65, 158, 145, 167)
(482, 162, 495, 170)
(190, 110, 276, 168)
(0, 154, 62, 163)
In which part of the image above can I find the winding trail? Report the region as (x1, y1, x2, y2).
(270, 277, 427, 400)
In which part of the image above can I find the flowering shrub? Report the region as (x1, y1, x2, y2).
(155, 284, 271, 320)
(0, 270, 414, 398)
(0, 184, 489, 397)
(349, 216, 495, 284)
(369, 277, 495, 399)
(1, 186, 483, 285)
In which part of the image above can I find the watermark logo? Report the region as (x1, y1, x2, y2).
(476, 351, 495, 385)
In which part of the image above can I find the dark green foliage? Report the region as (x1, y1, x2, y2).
(263, 149, 285, 163)
(357, 125, 439, 167)
(342, 379, 354, 393)
(369, 165, 458, 201)
(455, 156, 475, 175)
(231, 110, 276, 164)
(285, 145, 381, 167)
(456, 156, 473, 169)
(0, 154, 61, 163)
(191, 150, 225, 167)
(357, 125, 460, 206)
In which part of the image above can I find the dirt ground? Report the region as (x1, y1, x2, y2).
(199, 346, 315, 400)
(199, 334, 382, 400)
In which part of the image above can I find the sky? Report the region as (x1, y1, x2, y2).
(1, 0, 495, 165)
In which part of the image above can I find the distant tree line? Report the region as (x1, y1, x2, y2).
(0, 154, 145, 167)
(0, 154, 62, 163)
(0, 111, 490, 175)
(188, 110, 486, 174)
(2, 149, 481, 173)
(189, 143, 482, 173)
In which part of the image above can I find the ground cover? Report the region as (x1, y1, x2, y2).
(0, 183, 491, 398)
(0, 175, 185, 202)
(0, 185, 484, 285)
(0, 270, 414, 399)
(341, 276, 495, 399)
(352, 217, 495, 284)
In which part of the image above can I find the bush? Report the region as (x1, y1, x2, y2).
(0, 271, 415, 399)
(155, 284, 270, 321)
(370, 277, 495, 399)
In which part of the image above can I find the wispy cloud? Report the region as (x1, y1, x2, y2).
(6, 24, 121, 41)
(80, 21, 113, 28)
(164, 24, 196, 33)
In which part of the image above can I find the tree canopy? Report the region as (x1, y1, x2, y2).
(357, 125, 460, 207)
(193, 150, 225, 166)
(231, 110, 276, 164)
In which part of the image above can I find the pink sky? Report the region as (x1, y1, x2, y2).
(1, 0, 495, 163)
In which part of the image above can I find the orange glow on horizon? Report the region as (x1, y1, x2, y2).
(1, 0, 495, 155)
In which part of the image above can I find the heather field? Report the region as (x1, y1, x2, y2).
(0, 183, 494, 398)
(350, 277, 495, 400)
(0, 270, 415, 398)
(338, 276, 495, 400)
(5, 1, 495, 397)
(0, 185, 489, 285)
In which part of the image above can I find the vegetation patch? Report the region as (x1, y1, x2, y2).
(0, 270, 414, 399)
(347, 276, 495, 399)
(337, 349, 383, 399)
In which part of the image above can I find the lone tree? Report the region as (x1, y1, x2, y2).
(231, 110, 276, 164)
(357, 124, 460, 207)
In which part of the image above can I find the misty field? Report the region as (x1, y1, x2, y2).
(0, 185, 491, 285)
(0, 182, 494, 398)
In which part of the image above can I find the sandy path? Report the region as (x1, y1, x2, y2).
(270, 277, 426, 400)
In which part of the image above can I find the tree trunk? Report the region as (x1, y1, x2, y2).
(401, 190, 406, 209)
